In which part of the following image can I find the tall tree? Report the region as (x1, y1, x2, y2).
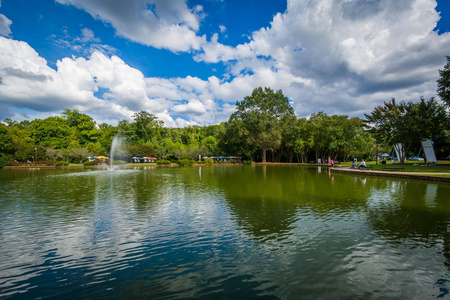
(230, 87, 295, 162)
(365, 98, 446, 163)
(131, 111, 164, 144)
(437, 56, 450, 107)
(30, 116, 71, 149)
(61, 109, 98, 145)
(0, 123, 14, 167)
(365, 98, 415, 163)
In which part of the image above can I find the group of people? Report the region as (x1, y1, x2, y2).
(350, 158, 366, 169)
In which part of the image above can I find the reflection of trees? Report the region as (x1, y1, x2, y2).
(198, 166, 373, 242)
(365, 180, 450, 267)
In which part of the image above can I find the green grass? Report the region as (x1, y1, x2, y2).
(338, 160, 450, 173)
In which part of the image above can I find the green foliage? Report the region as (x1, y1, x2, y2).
(0, 153, 13, 167)
(178, 159, 195, 166)
(56, 161, 69, 166)
(165, 154, 178, 163)
(244, 160, 252, 165)
(113, 160, 127, 165)
(204, 158, 214, 165)
(0, 124, 14, 155)
(3, 86, 449, 167)
(128, 144, 156, 157)
(83, 161, 97, 166)
(365, 97, 448, 163)
(30, 116, 71, 149)
(62, 109, 97, 145)
(156, 160, 171, 165)
(130, 111, 164, 144)
(437, 56, 450, 107)
(230, 87, 295, 162)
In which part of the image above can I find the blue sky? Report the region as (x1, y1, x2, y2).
(0, 0, 449, 127)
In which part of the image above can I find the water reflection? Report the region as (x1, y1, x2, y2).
(1, 166, 450, 299)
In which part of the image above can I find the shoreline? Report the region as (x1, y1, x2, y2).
(331, 166, 450, 183)
(4, 163, 450, 183)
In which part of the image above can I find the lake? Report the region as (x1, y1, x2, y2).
(1, 165, 450, 299)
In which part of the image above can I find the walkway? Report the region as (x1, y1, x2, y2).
(331, 167, 450, 183)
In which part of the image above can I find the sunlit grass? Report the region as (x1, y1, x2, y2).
(338, 160, 450, 173)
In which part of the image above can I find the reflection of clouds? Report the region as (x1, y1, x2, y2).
(424, 184, 438, 209)
(343, 239, 447, 299)
(2, 168, 450, 298)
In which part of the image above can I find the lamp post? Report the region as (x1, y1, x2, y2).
(35, 148, 37, 163)
(376, 143, 378, 165)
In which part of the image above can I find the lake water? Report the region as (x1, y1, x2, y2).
(1, 165, 450, 299)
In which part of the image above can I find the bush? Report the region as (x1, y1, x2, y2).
(178, 159, 195, 166)
(83, 161, 96, 166)
(56, 161, 69, 167)
(244, 160, 252, 165)
(229, 159, 235, 164)
(204, 158, 214, 165)
(113, 160, 126, 165)
(156, 160, 171, 165)
(1, 154, 13, 168)
(165, 154, 178, 163)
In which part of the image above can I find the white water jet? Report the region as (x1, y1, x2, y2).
(105, 135, 123, 172)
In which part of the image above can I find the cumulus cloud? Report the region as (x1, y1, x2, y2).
(195, 0, 450, 117)
(172, 99, 207, 115)
(0, 13, 11, 36)
(2, 0, 450, 126)
(55, 0, 206, 52)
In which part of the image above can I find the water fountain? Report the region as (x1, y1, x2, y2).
(104, 135, 123, 172)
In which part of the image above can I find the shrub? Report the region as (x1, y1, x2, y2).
(56, 161, 69, 167)
(156, 160, 171, 165)
(113, 160, 126, 165)
(83, 161, 96, 166)
(1, 154, 13, 168)
(229, 159, 235, 164)
(204, 158, 214, 165)
(244, 160, 252, 165)
(178, 159, 195, 166)
(165, 154, 178, 163)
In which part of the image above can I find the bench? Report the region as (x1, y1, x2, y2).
(382, 166, 405, 171)
(358, 165, 372, 170)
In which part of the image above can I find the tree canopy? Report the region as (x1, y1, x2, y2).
(1, 85, 449, 166)
(437, 56, 450, 107)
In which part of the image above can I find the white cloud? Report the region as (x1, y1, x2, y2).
(194, 0, 450, 117)
(55, 0, 206, 52)
(51, 27, 116, 56)
(0, 1, 12, 37)
(172, 99, 206, 115)
(219, 24, 226, 33)
(2, 0, 450, 126)
(0, 14, 11, 36)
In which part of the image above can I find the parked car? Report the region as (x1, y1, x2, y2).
(408, 156, 424, 161)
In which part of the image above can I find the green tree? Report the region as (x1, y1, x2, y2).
(230, 87, 295, 162)
(365, 98, 420, 163)
(30, 116, 71, 149)
(437, 56, 450, 107)
(0, 123, 14, 167)
(201, 136, 217, 154)
(131, 111, 164, 144)
(62, 109, 97, 145)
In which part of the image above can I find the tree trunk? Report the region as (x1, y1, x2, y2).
(262, 148, 267, 162)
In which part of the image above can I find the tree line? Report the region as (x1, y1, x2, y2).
(1, 57, 450, 167)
